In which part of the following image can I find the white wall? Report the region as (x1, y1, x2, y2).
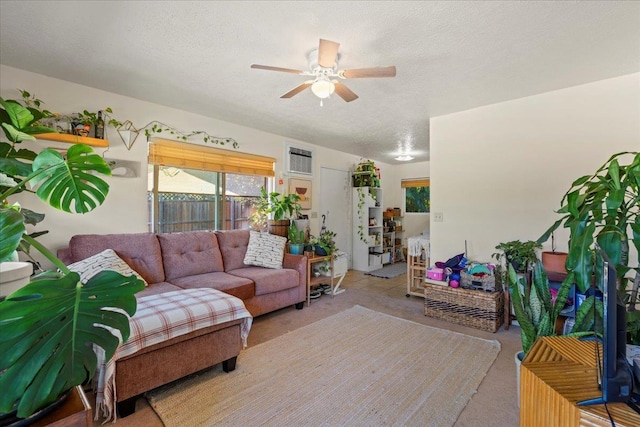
(1, 65, 393, 266)
(429, 73, 640, 265)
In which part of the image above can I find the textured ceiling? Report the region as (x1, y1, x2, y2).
(1, 1, 639, 164)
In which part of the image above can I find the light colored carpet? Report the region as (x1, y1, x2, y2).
(366, 262, 407, 278)
(147, 305, 500, 427)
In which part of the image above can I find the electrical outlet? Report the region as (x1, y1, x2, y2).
(310, 212, 318, 219)
(433, 212, 444, 222)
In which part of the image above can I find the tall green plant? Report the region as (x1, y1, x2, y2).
(509, 261, 591, 355)
(537, 152, 640, 310)
(0, 92, 143, 418)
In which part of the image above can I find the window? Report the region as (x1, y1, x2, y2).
(147, 138, 274, 232)
(402, 178, 430, 213)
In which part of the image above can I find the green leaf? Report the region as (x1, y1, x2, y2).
(20, 208, 45, 226)
(567, 221, 595, 292)
(31, 145, 111, 214)
(537, 218, 563, 245)
(0, 271, 144, 417)
(607, 159, 621, 190)
(0, 97, 34, 130)
(508, 265, 537, 354)
(1, 123, 36, 143)
(0, 207, 25, 262)
(596, 225, 624, 267)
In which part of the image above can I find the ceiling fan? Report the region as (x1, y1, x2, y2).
(251, 38, 396, 105)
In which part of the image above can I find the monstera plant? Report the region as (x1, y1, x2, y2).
(0, 91, 144, 420)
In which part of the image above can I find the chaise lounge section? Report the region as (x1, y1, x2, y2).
(57, 229, 307, 418)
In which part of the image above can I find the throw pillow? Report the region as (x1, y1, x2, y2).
(67, 248, 148, 286)
(243, 231, 286, 269)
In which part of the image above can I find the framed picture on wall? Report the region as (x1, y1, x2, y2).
(289, 178, 312, 210)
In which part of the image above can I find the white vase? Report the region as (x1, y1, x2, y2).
(0, 261, 33, 297)
(515, 350, 524, 407)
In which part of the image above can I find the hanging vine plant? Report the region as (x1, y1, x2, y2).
(142, 121, 239, 148)
(356, 187, 378, 244)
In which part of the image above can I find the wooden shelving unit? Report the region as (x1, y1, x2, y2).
(382, 210, 404, 264)
(35, 133, 109, 148)
(406, 235, 430, 297)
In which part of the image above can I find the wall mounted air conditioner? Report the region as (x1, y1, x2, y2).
(286, 143, 313, 176)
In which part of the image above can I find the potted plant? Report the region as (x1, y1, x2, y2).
(537, 151, 639, 340)
(250, 187, 301, 237)
(288, 221, 305, 255)
(0, 91, 144, 421)
(309, 229, 337, 256)
(492, 240, 542, 274)
(507, 261, 588, 402)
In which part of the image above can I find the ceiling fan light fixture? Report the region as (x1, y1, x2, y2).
(395, 155, 414, 161)
(311, 77, 335, 99)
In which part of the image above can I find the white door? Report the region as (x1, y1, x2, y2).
(320, 167, 351, 267)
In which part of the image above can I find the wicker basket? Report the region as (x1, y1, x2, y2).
(424, 282, 504, 332)
(460, 271, 497, 292)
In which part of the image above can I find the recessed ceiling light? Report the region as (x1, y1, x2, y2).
(395, 155, 414, 161)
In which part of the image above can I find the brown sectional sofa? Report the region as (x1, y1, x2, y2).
(57, 229, 307, 416)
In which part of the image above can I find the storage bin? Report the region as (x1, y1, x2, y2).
(460, 271, 497, 292)
(369, 253, 382, 268)
(424, 283, 504, 332)
(382, 252, 391, 264)
(427, 267, 444, 281)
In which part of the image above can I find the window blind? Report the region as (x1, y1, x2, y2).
(401, 178, 430, 188)
(148, 138, 275, 177)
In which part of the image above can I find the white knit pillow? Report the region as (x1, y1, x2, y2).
(67, 249, 148, 286)
(243, 231, 286, 269)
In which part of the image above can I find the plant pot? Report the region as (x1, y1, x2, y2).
(541, 251, 568, 274)
(315, 247, 328, 256)
(0, 388, 71, 427)
(289, 243, 304, 255)
(0, 261, 32, 298)
(515, 350, 524, 407)
(267, 219, 290, 238)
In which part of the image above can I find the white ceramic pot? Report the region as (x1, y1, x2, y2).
(0, 261, 33, 297)
(515, 350, 524, 407)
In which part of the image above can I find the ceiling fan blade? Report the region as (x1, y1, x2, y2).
(318, 39, 340, 68)
(251, 64, 304, 74)
(281, 82, 313, 98)
(333, 82, 359, 102)
(342, 66, 397, 78)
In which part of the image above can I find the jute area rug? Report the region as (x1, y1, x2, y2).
(147, 305, 500, 427)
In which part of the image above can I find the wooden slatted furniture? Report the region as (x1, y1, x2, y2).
(521, 336, 640, 426)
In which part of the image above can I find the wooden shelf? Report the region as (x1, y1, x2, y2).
(35, 133, 109, 148)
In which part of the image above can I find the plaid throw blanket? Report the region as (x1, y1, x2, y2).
(94, 288, 253, 423)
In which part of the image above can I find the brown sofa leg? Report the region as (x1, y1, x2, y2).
(295, 302, 304, 309)
(117, 396, 138, 417)
(222, 356, 237, 372)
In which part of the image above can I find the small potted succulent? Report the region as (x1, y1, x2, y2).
(288, 221, 305, 255)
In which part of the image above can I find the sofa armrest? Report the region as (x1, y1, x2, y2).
(57, 247, 73, 265)
(283, 253, 307, 288)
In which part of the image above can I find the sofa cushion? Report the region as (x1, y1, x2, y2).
(67, 249, 148, 286)
(243, 231, 286, 269)
(215, 229, 250, 272)
(68, 233, 165, 285)
(228, 267, 299, 296)
(170, 272, 255, 300)
(158, 231, 224, 281)
(136, 282, 183, 298)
